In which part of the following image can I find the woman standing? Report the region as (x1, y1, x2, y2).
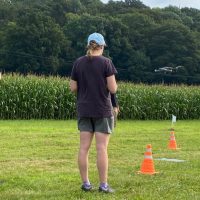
(70, 33, 117, 193)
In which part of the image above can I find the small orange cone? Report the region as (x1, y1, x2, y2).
(168, 130, 180, 150)
(138, 144, 158, 175)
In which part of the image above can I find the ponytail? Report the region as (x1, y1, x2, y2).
(86, 41, 103, 59)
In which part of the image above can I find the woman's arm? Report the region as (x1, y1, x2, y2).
(69, 79, 77, 92)
(107, 75, 117, 94)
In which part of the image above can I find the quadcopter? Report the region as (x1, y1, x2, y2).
(154, 66, 184, 73)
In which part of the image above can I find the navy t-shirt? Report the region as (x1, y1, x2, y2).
(71, 55, 117, 118)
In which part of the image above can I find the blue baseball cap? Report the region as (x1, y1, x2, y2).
(87, 32, 106, 46)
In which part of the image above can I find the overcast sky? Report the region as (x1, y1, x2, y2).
(101, 0, 200, 10)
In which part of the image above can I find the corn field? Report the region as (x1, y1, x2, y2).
(0, 74, 76, 119)
(0, 74, 200, 120)
(118, 82, 200, 120)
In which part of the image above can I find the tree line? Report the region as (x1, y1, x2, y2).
(1, 0, 200, 84)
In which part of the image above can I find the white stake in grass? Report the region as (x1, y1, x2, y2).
(171, 114, 176, 128)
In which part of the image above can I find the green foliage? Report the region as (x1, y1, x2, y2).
(0, 75, 76, 119)
(1, 11, 69, 74)
(147, 21, 200, 76)
(1, 1, 200, 83)
(1, 75, 200, 120)
(118, 82, 200, 119)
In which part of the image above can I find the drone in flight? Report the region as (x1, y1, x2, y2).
(154, 66, 184, 73)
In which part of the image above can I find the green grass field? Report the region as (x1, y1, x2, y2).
(0, 120, 199, 200)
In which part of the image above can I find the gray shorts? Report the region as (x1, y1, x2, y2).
(78, 117, 114, 134)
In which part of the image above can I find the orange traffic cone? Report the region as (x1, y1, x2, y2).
(168, 130, 180, 150)
(138, 144, 158, 175)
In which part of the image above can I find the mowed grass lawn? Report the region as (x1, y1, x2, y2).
(0, 120, 200, 200)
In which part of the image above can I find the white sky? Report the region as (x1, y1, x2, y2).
(100, 0, 200, 10)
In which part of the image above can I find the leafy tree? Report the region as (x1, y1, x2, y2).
(124, 0, 147, 8)
(181, 8, 200, 31)
(1, 11, 69, 74)
(1, 0, 200, 83)
(147, 22, 200, 77)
